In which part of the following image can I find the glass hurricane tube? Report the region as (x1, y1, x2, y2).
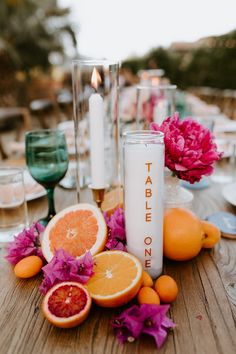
(72, 59, 119, 199)
(136, 85, 177, 129)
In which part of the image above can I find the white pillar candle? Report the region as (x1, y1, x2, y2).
(89, 93, 105, 188)
(124, 133, 164, 278)
(154, 99, 168, 125)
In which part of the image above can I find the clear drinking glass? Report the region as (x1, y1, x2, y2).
(0, 167, 28, 242)
(25, 130, 69, 226)
(136, 85, 176, 129)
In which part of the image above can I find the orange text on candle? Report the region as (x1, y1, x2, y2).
(144, 162, 153, 268)
(145, 162, 152, 222)
(144, 236, 152, 268)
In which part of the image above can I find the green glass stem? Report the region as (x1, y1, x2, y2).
(39, 187, 56, 227)
(46, 187, 56, 219)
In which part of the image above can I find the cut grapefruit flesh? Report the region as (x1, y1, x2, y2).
(42, 203, 107, 262)
(86, 250, 142, 308)
(101, 187, 123, 216)
(42, 281, 92, 328)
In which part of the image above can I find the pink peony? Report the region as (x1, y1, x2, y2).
(39, 249, 94, 294)
(104, 208, 127, 251)
(151, 113, 222, 183)
(5, 222, 45, 265)
(111, 304, 176, 348)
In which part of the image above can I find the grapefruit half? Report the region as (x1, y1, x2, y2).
(42, 203, 107, 262)
(42, 281, 91, 328)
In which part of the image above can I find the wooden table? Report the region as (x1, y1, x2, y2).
(0, 180, 236, 354)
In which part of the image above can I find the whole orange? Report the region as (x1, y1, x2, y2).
(201, 220, 221, 248)
(141, 271, 153, 287)
(137, 286, 160, 305)
(14, 256, 43, 278)
(154, 275, 178, 303)
(164, 208, 205, 261)
(164, 208, 221, 261)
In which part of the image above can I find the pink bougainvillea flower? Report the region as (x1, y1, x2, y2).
(104, 207, 126, 241)
(151, 113, 222, 183)
(111, 304, 175, 348)
(39, 249, 94, 294)
(104, 207, 127, 251)
(5, 222, 45, 265)
(105, 237, 127, 252)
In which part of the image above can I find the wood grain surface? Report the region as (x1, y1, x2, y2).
(0, 178, 236, 354)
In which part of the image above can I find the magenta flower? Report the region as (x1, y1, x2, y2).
(105, 237, 127, 251)
(104, 208, 127, 251)
(39, 249, 94, 294)
(5, 222, 45, 265)
(151, 113, 222, 183)
(111, 304, 175, 348)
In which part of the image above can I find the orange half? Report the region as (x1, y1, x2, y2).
(101, 187, 123, 216)
(42, 203, 107, 262)
(87, 250, 142, 307)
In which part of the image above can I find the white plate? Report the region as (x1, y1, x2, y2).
(222, 182, 236, 206)
(24, 170, 46, 201)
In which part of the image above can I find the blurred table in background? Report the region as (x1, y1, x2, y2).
(190, 87, 236, 120)
(0, 107, 31, 159)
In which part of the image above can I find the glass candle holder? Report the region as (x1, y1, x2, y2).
(138, 69, 165, 86)
(136, 84, 177, 129)
(123, 131, 164, 278)
(72, 60, 119, 200)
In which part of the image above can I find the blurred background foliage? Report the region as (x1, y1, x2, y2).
(0, 0, 235, 107)
(0, 0, 77, 105)
(122, 30, 236, 90)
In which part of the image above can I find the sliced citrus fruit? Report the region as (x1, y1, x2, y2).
(42, 281, 92, 328)
(42, 203, 107, 262)
(101, 187, 123, 216)
(87, 250, 142, 307)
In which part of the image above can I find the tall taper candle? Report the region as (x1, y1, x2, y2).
(89, 67, 105, 189)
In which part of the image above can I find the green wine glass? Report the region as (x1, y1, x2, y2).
(25, 129, 69, 226)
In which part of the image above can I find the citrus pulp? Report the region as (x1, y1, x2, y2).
(87, 250, 142, 307)
(42, 281, 92, 328)
(42, 203, 107, 262)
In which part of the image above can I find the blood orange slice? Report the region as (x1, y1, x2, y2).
(87, 251, 142, 307)
(42, 281, 92, 328)
(42, 203, 107, 262)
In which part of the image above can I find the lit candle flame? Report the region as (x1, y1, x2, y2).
(91, 67, 102, 90)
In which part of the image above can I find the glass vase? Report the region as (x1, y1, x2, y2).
(164, 170, 193, 209)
